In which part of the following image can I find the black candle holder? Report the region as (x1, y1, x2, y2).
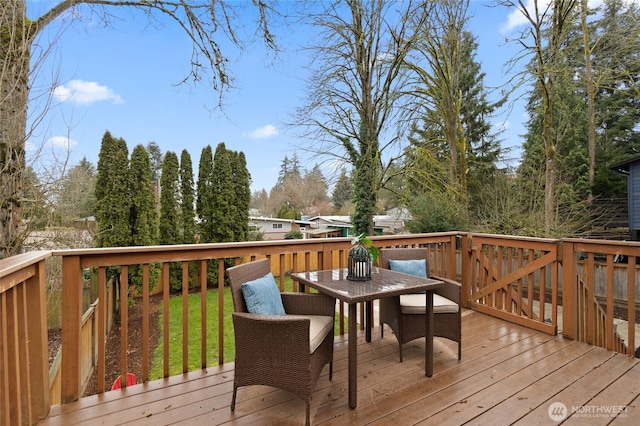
(347, 242, 372, 281)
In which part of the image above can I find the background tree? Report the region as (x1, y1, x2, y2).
(269, 154, 304, 216)
(301, 165, 330, 216)
(407, 13, 505, 228)
(250, 188, 270, 215)
(159, 151, 182, 291)
(129, 144, 159, 290)
(295, 0, 435, 236)
(159, 151, 181, 246)
(57, 158, 96, 225)
(590, 0, 640, 198)
(21, 167, 49, 231)
(1, 0, 276, 258)
(196, 145, 214, 242)
(146, 141, 163, 213)
(230, 150, 250, 242)
(146, 141, 163, 188)
(94, 131, 130, 249)
(332, 170, 353, 212)
(502, 0, 578, 235)
(129, 145, 158, 247)
(406, 0, 471, 213)
(514, 0, 639, 236)
(211, 143, 235, 243)
(179, 149, 196, 244)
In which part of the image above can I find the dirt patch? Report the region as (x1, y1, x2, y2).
(83, 293, 162, 396)
(46, 294, 162, 396)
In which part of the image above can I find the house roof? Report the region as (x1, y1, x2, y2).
(609, 156, 640, 175)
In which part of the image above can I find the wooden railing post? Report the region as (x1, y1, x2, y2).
(61, 255, 83, 403)
(561, 240, 577, 340)
(460, 233, 471, 309)
(25, 258, 50, 422)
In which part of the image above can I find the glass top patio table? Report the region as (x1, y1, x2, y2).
(292, 267, 443, 409)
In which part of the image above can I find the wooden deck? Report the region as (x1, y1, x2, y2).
(41, 311, 640, 425)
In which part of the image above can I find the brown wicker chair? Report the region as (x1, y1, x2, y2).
(379, 248, 462, 362)
(227, 259, 335, 426)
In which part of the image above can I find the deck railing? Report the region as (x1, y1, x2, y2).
(0, 251, 51, 425)
(1, 232, 639, 425)
(562, 238, 640, 353)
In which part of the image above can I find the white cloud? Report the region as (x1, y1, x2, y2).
(52, 79, 123, 105)
(247, 124, 279, 139)
(503, 0, 606, 33)
(502, 0, 549, 32)
(47, 136, 78, 150)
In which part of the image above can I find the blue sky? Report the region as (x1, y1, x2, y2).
(26, 1, 537, 193)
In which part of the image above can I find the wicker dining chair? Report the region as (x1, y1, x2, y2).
(227, 258, 335, 426)
(379, 248, 462, 362)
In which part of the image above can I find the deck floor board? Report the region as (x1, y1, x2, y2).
(41, 311, 640, 425)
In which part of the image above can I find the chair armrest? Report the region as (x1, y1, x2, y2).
(281, 292, 336, 317)
(232, 312, 312, 366)
(431, 275, 462, 305)
(232, 312, 311, 345)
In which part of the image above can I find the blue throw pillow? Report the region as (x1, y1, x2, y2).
(389, 259, 427, 277)
(241, 272, 286, 316)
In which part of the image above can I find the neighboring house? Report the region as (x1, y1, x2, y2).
(305, 216, 354, 238)
(249, 209, 410, 240)
(249, 216, 312, 240)
(305, 215, 389, 238)
(374, 207, 411, 233)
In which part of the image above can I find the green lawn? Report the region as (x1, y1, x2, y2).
(149, 276, 346, 379)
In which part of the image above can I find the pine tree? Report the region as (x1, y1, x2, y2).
(332, 170, 353, 211)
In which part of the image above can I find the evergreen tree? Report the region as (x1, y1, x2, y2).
(57, 157, 96, 224)
(129, 145, 160, 291)
(196, 145, 215, 243)
(179, 150, 196, 244)
(159, 151, 181, 245)
(332, 170, 352, 211)
(458, 31, 507, 216)
(146, 141, 163, 186)
(590, 0, 640, 198)
(211, 143, 235, 243)
(231, 151, 251, 241)
(129, 145, 158, 246)
(95, 131, 131, 249)
(159, 151, 182, 291)
(302, 165, 329, 208)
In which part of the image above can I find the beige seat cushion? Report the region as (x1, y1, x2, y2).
(399, 294, 459, 314)
(289, 314, 334, 353)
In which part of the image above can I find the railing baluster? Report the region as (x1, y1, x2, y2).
(217, 258, 225, 364)
(97, 267, 106, 393)
(199, 260, 207, 369)
(119, 266, 129, 388)
(162, 263, 170, 378)
(627, 256, 636, 355)
(142, 263, 150, 382)
(182, 262, 189, 374)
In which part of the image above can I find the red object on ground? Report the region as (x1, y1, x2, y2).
(111, 373, 137, 390)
